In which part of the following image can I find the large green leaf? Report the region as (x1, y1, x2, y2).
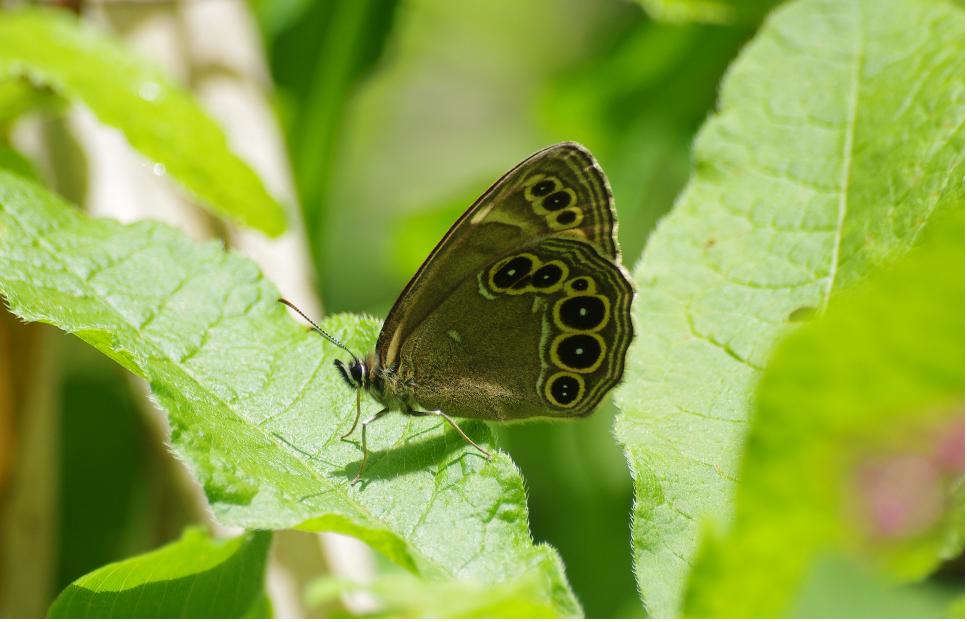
(49, 528, 271, 618)
(613, 0, 964, 615)
(0, 9, 286, 236)
(683, 206, 964, 616)
(0, 171, 580, 617)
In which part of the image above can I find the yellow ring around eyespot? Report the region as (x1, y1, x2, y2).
(549, 331, 607, 373)
(552, 294, 610, 333)
(544, 371, 586, 409)
(531, 188, 577, 217)
(523, 175, 562, 202)
(526, 260, 569, 294)
(487, 252, 540, 293)
(546, 206, 583, 231)
(564, 276, 597, 296)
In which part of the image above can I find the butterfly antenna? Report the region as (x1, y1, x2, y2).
(278, 298, 359, 362)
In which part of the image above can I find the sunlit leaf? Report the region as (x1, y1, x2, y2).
(0, 9, 286, 236)
(49, 528, 272, 618)
(684, 206, 964, 616)
(614, 0, 964, 615)
(0, 171, 580, 617)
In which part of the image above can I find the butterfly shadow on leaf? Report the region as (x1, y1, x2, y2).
(334, 419, 495, 489)
(274, 419, 495, 490)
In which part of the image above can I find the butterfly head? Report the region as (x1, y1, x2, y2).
(334, 357, 367, 389)
(278, 298, 370, 389)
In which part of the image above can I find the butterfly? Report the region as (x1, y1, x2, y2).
(282, 142, 634, 484)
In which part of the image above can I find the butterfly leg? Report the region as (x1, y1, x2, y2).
(416, 410, 493, 460)
(351, 407, 390, 486)
(340, 389, 362, 440)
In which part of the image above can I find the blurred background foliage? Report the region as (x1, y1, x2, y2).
(252, 0, 756, 616)
(0, 0, 961, 618)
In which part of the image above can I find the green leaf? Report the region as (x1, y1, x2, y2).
(613, 0, 964, 615)
(0, 171, 580, 617)
(306, 572, 563, 617)
(0, 143, 38, 181)
(0, 9, 286, 236)
(683, 206, 964, 616)
(0, 76, 62, 130)
(49, 528, 272, 617)
(636, 0, 784, 24)
(791, 555, 965, 618)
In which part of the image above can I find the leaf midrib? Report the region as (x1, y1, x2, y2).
(822, 0, 865, 312)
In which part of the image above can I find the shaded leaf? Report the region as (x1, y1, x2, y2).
(613, 0, 964, 615)
(0, 143, 37, 181)
(791, 555, 965, 618)
(0, 9, 286, 236)
(49, 528, 271, 618)
(0, 171, 580, 617)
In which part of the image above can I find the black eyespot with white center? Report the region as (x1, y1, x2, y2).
(555, 334, 603, 371)
(532, 263, 563, 289)
(571, 278, 589, 291)
(558, 295, 607, 330)
(491, 255, 533, 289)
(551, 375, 580, 405)
(542, 190, 572, 211)
(531, 179, 555, 196)
(545, 372, 584, 408)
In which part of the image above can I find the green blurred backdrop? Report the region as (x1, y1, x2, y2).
(7, 0, 960, 618)
(256, 0, 753, 616)
(1, 0, 759, 616)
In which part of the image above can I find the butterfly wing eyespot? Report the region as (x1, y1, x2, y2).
(529, 260, 568, 293)
(544, 371, 586, 408)
(488, 252, 539, 291)
(524, 174, 561, 201)
(548, 207, 583, 231)
(550, 332, 606, 373)
(536, 188, 576, 212)
(553, 294, 610, 332)
(487, 255, 569, 295)
(564, 276, 596, 295)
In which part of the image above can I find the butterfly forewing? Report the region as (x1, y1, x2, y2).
(378, 142, 619, 366)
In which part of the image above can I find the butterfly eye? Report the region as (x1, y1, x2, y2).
(551, 333, 606, 373)
(544, 372, 586, 408)
(553, 294, 610, 332)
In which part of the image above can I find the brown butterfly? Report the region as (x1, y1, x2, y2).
(282, 142, 634, 483)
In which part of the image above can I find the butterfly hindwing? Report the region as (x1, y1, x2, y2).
(394, 235, 633, 421)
